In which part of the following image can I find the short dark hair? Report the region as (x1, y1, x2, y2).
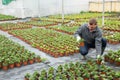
(89, 18, 97, 25)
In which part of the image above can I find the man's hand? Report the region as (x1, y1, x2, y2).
(96, 54, 103, 65)
(97, 55, 103, 61)
(101, 60, 105, 64)
(76, 36, 81, 42)
(97, 55, 101, 59)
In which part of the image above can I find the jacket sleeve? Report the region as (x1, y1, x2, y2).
(74, 25, 83, 38)
(95, 31, 102, 55)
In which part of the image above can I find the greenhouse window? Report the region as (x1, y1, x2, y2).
(2, 0, 15, 5)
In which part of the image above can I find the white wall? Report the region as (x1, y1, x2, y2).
(64, 0, 89, 14)
(0, 0, 90, 18)
(39, 0, 89, 16)
(22, 0, 39, 17)
(38, 0, 61, 17)
(0, 0, 25, 18)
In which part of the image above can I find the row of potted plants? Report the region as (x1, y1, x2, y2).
(0, 23, 32, 31)
(76, 18, 120, 33)
(102, 20, 120, 32)
(107, 17, 120, 21)
(0, 14, 17, 21)
(104, 31, 120, 44)
(0, 35, 41, 70)
(48, 12, 113, 20)
(47, 25, 80, 35)
(9, 28, 79, 57)
(37, 13, 120, 32)
(29, 18, 119, 38)
(104, 49, 120, 66)
(24, 60, 120, 80)
(31, 17, 70, 24)
(20, 21, 57, 27)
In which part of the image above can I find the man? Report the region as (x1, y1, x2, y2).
(74, 18, 107, 60)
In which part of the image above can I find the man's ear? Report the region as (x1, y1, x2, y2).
(88, 23, 90, 27)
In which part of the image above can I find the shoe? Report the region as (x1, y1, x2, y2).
(101, 47, 105, 55)
(81, 55, 86, 60)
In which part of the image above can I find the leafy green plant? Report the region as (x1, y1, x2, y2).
(93, 75, 99, 80)
(76, 77, 84, 80)
(57, 65, 63, 72)
(47, 74, 54, 80)
(61, 73, 67, 80)
(79, 38, 84, 42)
(2, 62, 8, 66)
(107, 75, 113, 80)
(83, 72, 90, 78)
(40, 69, 47, 77)
(48, 67, 54, 74)
(33, 71, 40, 78)
(69, 62, 75, 69)
(25, 73, 31, 79)
(114, 72, 120, 78)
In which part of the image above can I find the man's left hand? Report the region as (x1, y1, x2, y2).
(97, 54, 101, 59)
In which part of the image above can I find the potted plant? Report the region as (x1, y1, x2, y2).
(100, 64, 106, 74)
(54, 76, 61, 80)
(76, 77, 84, 80)
(107, 75, 113, 80)
(29, 76, 35, 80)
(57, 65, 63, 72)
(2, 61, 9, 70)
(23, 55, 29, 66)
(24, 73, 31, 80)
(104, 54, 109, 62)
(8, 58, 15, 69)
(96, 55, 102, 65)
(105, 67, 112, 72)
(93, 75, 100, 80)
(109, 54, 115, 64)
(33, 71, 40, 79)
(35, 55, 41, 63)
(15, 57, 21, 67)
(75, 61, 80, 68)
(2, 58, 10, 70)
(47, 74, 54, 80)
(0, 58, 3, 69)
(28, 55, 35, 64)
(113, 72, 120, 80)
(69, 74, 75, 80)
(115, 58, 120, 66)
(61, 73, 67, 80)
(48, 67, 54, 75)
(75, 69, 80, 78)
(40, 69, 47, 78)
(90, 71, 98, 79)
(69, 62, 75, 70)
(79, 38, 84, 46)
(64, 63, 69, 70)
(87, 59, 95, 65)
(83, 72, 90, 80)
(38, 76, 45, 80)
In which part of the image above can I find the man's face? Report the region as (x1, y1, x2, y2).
(88, 23, 97, 32)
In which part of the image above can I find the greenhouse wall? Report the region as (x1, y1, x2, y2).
(89, 1, 120, 12)
(0, 0, 25, 18)
(0, 0, 89, 18)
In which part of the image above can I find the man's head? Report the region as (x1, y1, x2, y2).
(88, 18, 97, 32)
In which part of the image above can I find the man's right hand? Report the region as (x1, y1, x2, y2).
(76, 36, 81, 42)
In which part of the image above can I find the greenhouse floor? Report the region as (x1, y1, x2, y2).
(0, 29, 120, 80)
